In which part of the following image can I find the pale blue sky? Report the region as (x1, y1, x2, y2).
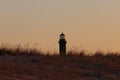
(0, 0, 120, 52)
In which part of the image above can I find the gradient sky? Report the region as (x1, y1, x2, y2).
(0, 0, 120, 53)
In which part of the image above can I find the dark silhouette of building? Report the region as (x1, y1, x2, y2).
(59, 33, 67, 56)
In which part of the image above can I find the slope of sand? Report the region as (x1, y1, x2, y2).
(0, 55, 120, 80)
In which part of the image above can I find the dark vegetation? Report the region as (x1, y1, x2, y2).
(0, 45, 120, 80)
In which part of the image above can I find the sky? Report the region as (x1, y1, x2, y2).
(0, 0, 120, 53)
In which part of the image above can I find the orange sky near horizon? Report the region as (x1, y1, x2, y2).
(0, 0, 120, 53)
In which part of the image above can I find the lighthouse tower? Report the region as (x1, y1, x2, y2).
(59, 33, 67, 56)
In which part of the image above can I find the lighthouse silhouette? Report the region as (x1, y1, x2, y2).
(59, 33, 67, 56)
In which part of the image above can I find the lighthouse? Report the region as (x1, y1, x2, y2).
(59, 33, 67, 56)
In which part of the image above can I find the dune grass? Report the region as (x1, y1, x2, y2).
(0, 45, 120, 80)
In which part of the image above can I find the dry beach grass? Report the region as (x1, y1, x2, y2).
(0, 46, 120, 80)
